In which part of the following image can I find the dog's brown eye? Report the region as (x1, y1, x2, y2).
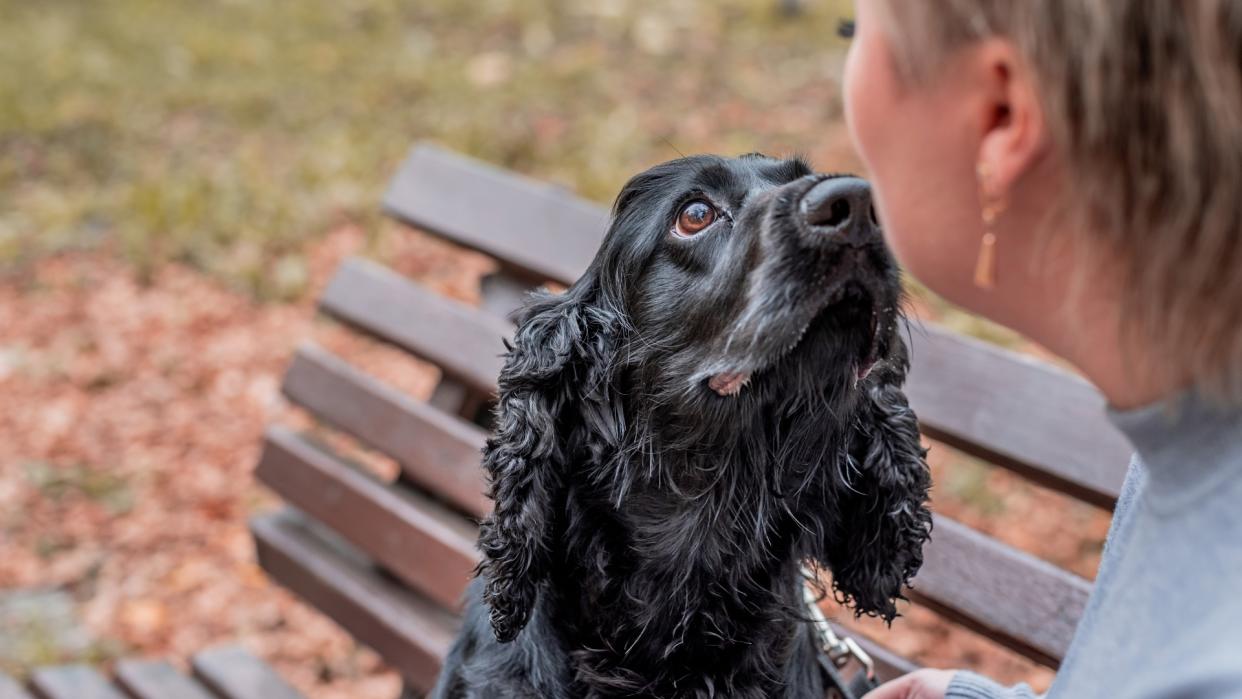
(675, 200, 717, 237)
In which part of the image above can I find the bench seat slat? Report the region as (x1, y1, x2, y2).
(114, 660, 216, 699)
(255, 426, 480, 610)
(251, 511, 459, 692)
(282, 343, 491, 517)
(914, 516, 1091, 667)
(0, 674, 33, 699)
(190, 647, 306, 699)
(383, 143, 609, 286)
(28, 667, 127, 699)
(320, 257, 509, 394)
(906, 326, 1131, 508)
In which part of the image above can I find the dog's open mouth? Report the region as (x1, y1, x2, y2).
(707, 286, 884, 398)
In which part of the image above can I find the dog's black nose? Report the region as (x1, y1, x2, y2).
(800, 177, 876, 234)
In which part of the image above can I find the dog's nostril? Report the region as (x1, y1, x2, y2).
(825, 199, 851, 227)
(869, 203, 880, 228)
(800, 176, 873, 232)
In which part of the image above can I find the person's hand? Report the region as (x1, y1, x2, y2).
(864, 668, 956, 699)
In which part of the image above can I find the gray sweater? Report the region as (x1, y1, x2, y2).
(947, 390, 1242, 699)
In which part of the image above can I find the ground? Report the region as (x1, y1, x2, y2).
(1, 1, 1112, 696)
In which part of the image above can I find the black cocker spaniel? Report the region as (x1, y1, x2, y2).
(432, 154, 932, 699)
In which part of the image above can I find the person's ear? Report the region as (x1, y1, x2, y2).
(973, 38, 1051, 195)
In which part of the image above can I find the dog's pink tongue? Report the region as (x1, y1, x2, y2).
(855, 359, 878, 382)
(709, 371, 751, 396)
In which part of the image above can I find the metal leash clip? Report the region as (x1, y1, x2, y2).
(801, 566, 876, 681)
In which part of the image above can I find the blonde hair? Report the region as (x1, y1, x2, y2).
(880, 1, 1242, 399)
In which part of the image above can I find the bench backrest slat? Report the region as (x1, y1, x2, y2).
(250, 512, 459, 689)
(282, 343, 491, 517)
(255, 425, 479, 612)
(916, 516, 1090, 666)
(907, 326, 1131, 508)
(383, 143, 609, 286)
(320, 257, 509, 393)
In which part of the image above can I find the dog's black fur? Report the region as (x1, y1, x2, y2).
(432, 154, 932, 699)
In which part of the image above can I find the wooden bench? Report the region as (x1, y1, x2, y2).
(250, 143, 1136, 696)
(0, 646, 306, 699)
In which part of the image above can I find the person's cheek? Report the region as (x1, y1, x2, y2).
(843, 27, 917, 271)
(842, 32, 876, 174)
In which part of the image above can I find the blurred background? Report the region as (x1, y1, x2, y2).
(0, 1, 1109, 696)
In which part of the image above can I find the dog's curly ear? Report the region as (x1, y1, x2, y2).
(476, 286, 620, 642)
(823, 340, 933, 622)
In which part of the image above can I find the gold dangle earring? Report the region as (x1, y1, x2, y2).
(974, 162, 1008, 290)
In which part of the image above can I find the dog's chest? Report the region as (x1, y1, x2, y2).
(549, 489, 820, 697)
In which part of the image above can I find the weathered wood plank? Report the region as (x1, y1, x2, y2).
(0, 673, 33, 699)
(27, 667, 127, 699)
(320, 257, 509, 395)
(190, 647, 306, 699)
(255, 426, 480, 610)
(911, 515, 1092, 667)
(251, 511, 459, 692)
(905, 324, 1132, 508)
(382, 142, 609, 286)
(114, 660, 216, 699)
(478, 271, 536, 318)
(281, 343, 491, 517)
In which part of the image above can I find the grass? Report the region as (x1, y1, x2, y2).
(0, 590, 124, 679)
(23, 461, 135, 517)
(0, 0, 1034, 519)
(940, 454, 1009, 517)
(1, 0, 855, 299)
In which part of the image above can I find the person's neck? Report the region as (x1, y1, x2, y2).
(1063, 331, 1185, 410)
(1010, 268, 1187, 410)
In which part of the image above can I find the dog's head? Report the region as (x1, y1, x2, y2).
(478, 155, 930, 642)
(598, 154, 904, 440)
